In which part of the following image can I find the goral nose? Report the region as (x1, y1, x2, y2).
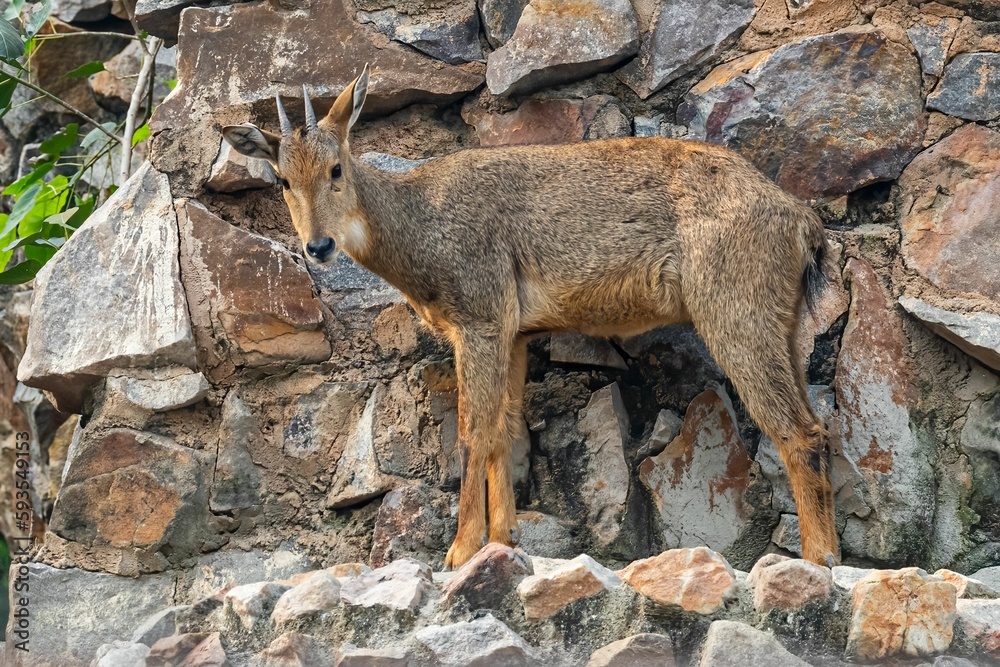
(305, 237, 335, 262)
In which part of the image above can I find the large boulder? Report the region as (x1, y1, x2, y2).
(927, 53, 1000, 121)
(679, 27, 925, 199)
(485, 0, 639, 97)
(899, 124, 1000, 304)
(18, 163, 196, 413)
(618, 0, 757, 99)
(149, 0, 483, 193)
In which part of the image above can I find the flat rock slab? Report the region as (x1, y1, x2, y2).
(927, 52, 1000, 121)
(619, 547, 737, 614)
(18, 162, 195, 412)
(178, 200, 330, 382)
(150, 0, 483, 191)
(416, 614, 541, 666)
(699, 620, 809, 666)
(639, 386, 752, 554)
(618, 0, 757, 98)
(517, 553, 621, 619)
(586, 633, 675, 667)
(2, 564, 175, 667)
(486, 0, 639, 97)
(340, 559, 433, 613)
(899, 297, 1000, 371)
(956, 599, 1000, 661)
(679, 27, 924, 199)
(846, 568, 957, 661)
(577, 383, 630, 547)
(899, 123, 1000, 304)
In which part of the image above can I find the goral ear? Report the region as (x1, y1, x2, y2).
(321, 64, 370, 140)
(221, 124, 281, 165)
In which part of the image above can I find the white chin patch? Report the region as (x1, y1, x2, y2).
(342, 218, 369, 255)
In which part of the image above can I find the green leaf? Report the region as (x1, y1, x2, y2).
(64, 60, 103, 79)
(2, 0, 25, 22)
(0, 74, 16, 112)
(0, 182, 41, 238)
(165, 78, 177, 91)
(43, 206, 79, 227)
(131, 122, 150, 146)
(0, 19, 25, 61)
(80, 122, 116, 150)
(2, 160, 52, 195)
(1, 231, 40, 252)
(38, 123, 77, 156)
(24, 243, 56, 264)
(0, 259, 42, 284)
(24, 0, 50, 38)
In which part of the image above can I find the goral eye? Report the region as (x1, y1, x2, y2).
(278, 177, 290, 190)
(330, 164, 342, 180)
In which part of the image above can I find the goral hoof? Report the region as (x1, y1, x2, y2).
(509, 527, 521, 545)
(825, 554, 837, 569)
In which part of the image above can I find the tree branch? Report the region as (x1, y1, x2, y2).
(4, 74, 122, 143)
(118, 36, 161, 184)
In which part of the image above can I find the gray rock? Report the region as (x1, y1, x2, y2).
(771, 514, 801, 555)
(340, 559, 433, 613)
(181, 547, 313, 603)
(550, 332, 627, 370)
(698, 620, 809, 666)
(359, 152, 432, 173)
(1, 564, 175, 667)
(578, 383, 630, 547)
(358, 0, 482, 64)
(206, 140, 277, 192)
(639, 408, 682, 459)
(832, 565, 875, 592)
(336, 644, 409, 666)
(271, 571, 341, 626)
(516, 511, 578, 559)
(92, 640, 151, 667)
(900, 297, 1000, 372)
(486, 0, 639, 96)
(52, 0, 111, 21)
(225, 581, 292, 630)
(327, 384, 397, 508)
(130, 605, 192, 647)
(211, 392, 265, 512)
(478, 0, 529, 49)
(907, 20, 959, 78)
(135, 0, 194, 40)
(416, 614, 541, 666)
(90, 42, 176, 113)
(962, 392, 1000, 458)
(928, 52, 1000, 121)
(104, 369, 209, 412)
(974, 566, 1000, 592)
(586, 633, 675, 667)
(369, 483, 458, 570)
(253, 632, 335, 666)
(679, 27, 924, 199)
(618, 0, 757, 99)
(639, 387, 752, 554)
(17, 163, 196, 413)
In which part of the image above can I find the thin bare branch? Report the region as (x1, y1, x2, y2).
(6, 74, 122, 142)
(118, 36, 162, 184)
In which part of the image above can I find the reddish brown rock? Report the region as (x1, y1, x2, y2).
(899, 124, 1000, 303)
(442, 542, 533, 610)
(335, 644, 409, 667)
(517, 554, 621, 619)
(585, 633, 675, 667)
(956, 599, 1000, 660)
(181, 633, 230, 667)
(846, 568, 957, 661)
(835, 258, 933, 563)
(464, 97, 629, 148)
(257, 632, 334, 666)
(147, 633, 211, 667)
(739, 0, 862, 51)
(638, 387, 752, 555)
(49, 429, 207, 555)
(679, 27, 924, 199)
(751, 558, 833, 613)
(935, 569, 1000, 599)
(177, 200, 330, 384)
(149, 0, 483, 192)
(618, 547, 737, 614)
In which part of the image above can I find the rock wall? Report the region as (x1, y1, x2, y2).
(2, 0, 1000, 664)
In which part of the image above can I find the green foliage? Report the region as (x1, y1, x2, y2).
(0, 0, 158, 283)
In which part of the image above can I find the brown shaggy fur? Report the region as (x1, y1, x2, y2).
(223, 71, 839, 569)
